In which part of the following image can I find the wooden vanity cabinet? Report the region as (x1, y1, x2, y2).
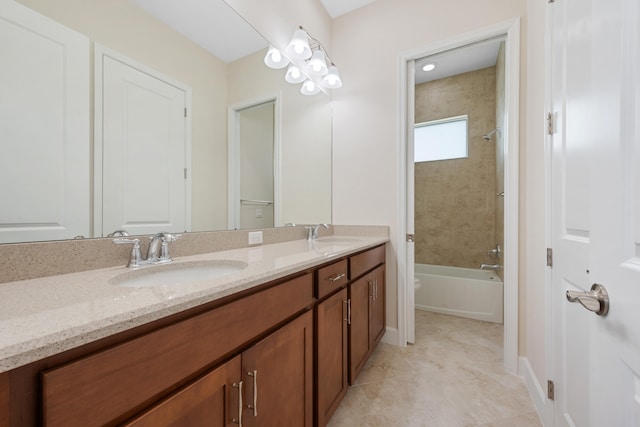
(123, 356, 242, 427)
(316, 288, 349, 427)
(40, 273, 313, 427)
(315, 259, 349, 427)
(126, 310, 314, 427)
(348, 246, 386, 384)
(315, 245, 386, 426)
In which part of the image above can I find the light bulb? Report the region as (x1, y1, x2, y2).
(285, 64, 306, 84)
(264, 46, 289, 69)
(286, 29, 312, 60)
(422, 63, 436, 72)
(307, 50, 328, 76)
(322, 65, 342, 89)
(301, 79, 321, 95)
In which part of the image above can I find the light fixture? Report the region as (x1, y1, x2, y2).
(307, 50, 328, 76)
(300, 79, 321, 96)
(264, 26, 341, 96)
(285, 64, 306, 84)
(264, 45, 289, 69)
(422, 62, 437, 72)
(322, 65, 342, 89)
(286, 28, 312, 60)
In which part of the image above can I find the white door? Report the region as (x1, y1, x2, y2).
(550, 0, 640, 425)
(0, 1, 90, 243)
(97, 51, 188, 237)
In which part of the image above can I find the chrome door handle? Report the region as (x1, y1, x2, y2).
(566, 283, 609, 316)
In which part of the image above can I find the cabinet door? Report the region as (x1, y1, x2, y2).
(316, 288, 348, 426)
(242, 311, 313, 427)
(123, 356, 241, 427)
(348, 275, 371, 384)
(369, 265, 386, 346)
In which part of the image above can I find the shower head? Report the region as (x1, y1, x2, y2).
(482, 129, 499, 141)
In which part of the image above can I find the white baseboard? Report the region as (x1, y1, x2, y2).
(519, 356, 552, 426)
(381, 326, 399, 346)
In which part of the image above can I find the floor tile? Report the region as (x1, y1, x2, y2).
(327, 311, 542, 427)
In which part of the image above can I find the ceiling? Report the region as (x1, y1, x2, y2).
(131, 0, 378, 63)
(131, 0, 268, 63)
(319, 0, 377, 18)
(131, 0, 497, 83)
(415, 39, 504, 85)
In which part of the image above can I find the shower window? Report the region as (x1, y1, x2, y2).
(414, 115, 468, 162)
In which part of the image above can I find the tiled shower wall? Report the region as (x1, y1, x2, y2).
(414, 66, 498, 269)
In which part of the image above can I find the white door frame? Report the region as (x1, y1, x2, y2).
(397, 18, 521, 374)
(228, 93, 281, 230)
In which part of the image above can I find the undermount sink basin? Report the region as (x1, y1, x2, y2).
(314, 237, 363, 244)
(110, 260, 248, 288)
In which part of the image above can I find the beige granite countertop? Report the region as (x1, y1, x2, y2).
(0, 234, 387, 373)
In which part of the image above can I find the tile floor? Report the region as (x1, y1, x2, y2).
(327, 310, 542, 427)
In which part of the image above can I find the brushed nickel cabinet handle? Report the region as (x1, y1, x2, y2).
(347, 299, 351, 325)
(247, 370, 258, 416)
(232, 381, 243, 426)
(329, 273, 346, 282)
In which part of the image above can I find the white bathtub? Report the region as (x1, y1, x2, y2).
(414, 264, 503, 323)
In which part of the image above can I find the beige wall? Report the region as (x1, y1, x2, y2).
(227, 50, 333, 225)
(17, 0, 229, 232)
(329, 0, 549, 404)
(414, 67, 497, 269)
(330, 0, 526, 334)
(522, 0, 549, 398)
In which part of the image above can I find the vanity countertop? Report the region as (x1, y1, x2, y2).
(0, 234, 387, 373)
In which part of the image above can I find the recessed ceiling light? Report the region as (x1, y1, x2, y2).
(422, 63, 437, 72)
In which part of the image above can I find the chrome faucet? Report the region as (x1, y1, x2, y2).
(480, 264, 501, 270)
(147, 232, 181, 263)
(113, 232, 181, 268)
(305, 224, 329, 240)
(487, 244, 501, 259)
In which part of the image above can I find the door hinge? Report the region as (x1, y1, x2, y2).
(546, 112, 554, 135)
(184, 107, 187, 118)
(547, 248, 553, 267)
(406, 234, 415, 243)
(184, 168, 187, 179)
(547, 380, 555, 400)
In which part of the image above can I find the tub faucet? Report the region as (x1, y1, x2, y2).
(305, 224, 329, 240)
(480, 263, 501, 270)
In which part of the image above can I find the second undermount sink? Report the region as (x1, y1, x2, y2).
(110, 260, 248, 288)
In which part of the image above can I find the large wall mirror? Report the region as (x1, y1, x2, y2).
(0, 0, 332, 244)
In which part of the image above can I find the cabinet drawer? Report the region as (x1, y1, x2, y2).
(349, 245, 385, 279)
(42, 273, 313, 426)
(316, 259, 349, 299)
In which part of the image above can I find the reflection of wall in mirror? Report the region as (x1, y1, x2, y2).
(228, 49, 332, 226)
(16, 0, 228, 233)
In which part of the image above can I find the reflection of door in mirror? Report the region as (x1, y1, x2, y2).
(238, 102, 275, 230)
(96, 48, 190, 236)
(0, 2, 90, 243)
